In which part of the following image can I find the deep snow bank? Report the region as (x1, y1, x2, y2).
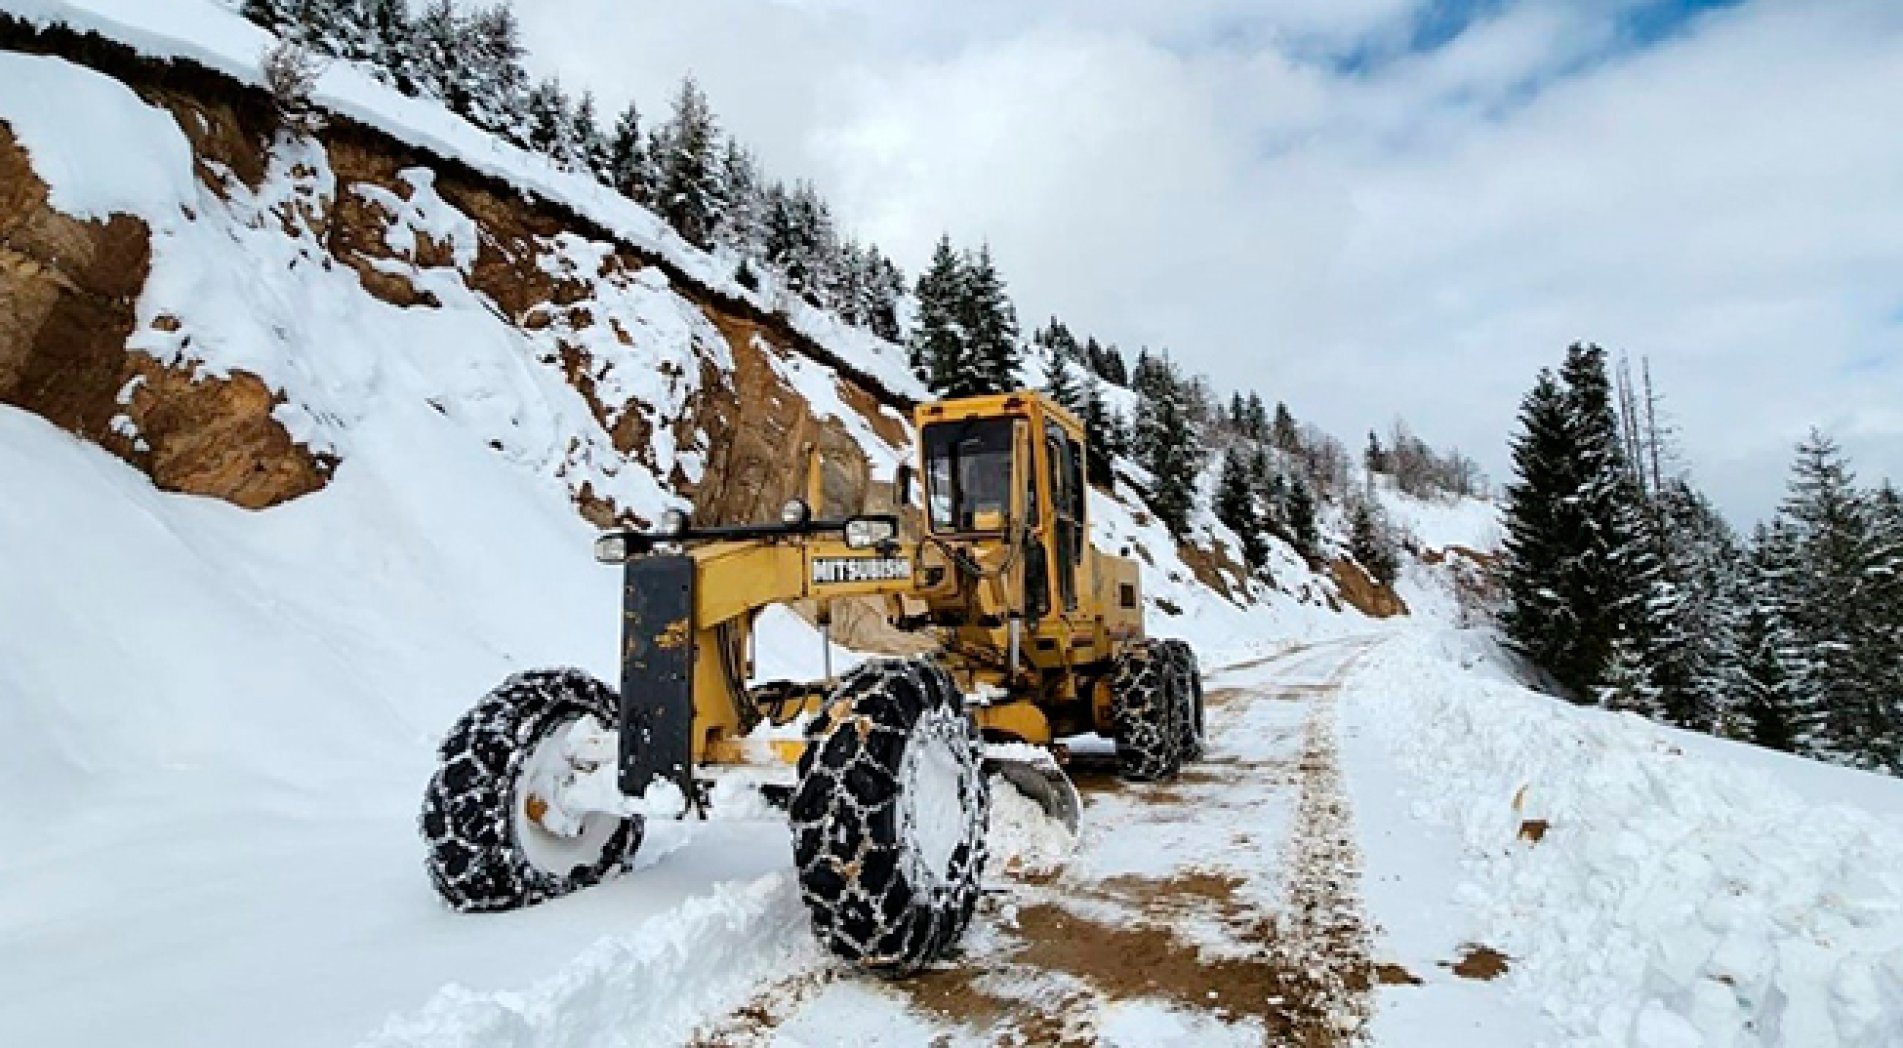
(1343, 630, 1903, 1047)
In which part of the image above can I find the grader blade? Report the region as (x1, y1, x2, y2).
(984, 746, 1083, 834)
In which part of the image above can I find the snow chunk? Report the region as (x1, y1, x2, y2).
(360, 874, 816, 1048)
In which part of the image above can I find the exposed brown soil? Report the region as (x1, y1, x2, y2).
(1, 13, 915, 526)
(0, 124, 328, 508)
(1445, 944, 1511, 981)
(1375, 962, 1423, 986)
(1328, 557, 1408, 619)
(1518, 819, 1549, 844)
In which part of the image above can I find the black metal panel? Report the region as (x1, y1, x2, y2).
(619, 555, 696, 797)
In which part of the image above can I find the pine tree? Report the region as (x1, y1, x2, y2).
(1216, 447, 1268, 569)
(1272, 402, 1300, 453)
(1143, 369, 1202, 537)
(1640, 481, 1742, 731)
(911, 236, 965, 390)
(1738, 520, 1809, 751)
(524, 78, 571, 160)
(1080, 381, 1117, 485)
(714, 139, 764, 258)
(1499, 371, 1579, 693)
(1044, 355, 1083, 415)
(409, 0, 466, 111)
(569, 91, 610, 179)
(653, 74, 724, 249)
(606, 102, 649, 202)
(1244, 393, 1269, 443)
(241, 0, 291, 33)
(863, 248, 905, 343)
(956, 245, 1020, 395)
(364, 0, 414, 94)
(1349, 499, 1398, 585)
(1099, 343, 1129, 387)
(463, 5, 528, 137)
(1598, 637, 1662, 718)
(1777, 431, 1892, 768)
(1284, 474, 1319, 560)
(1364, 430, 1388, 475)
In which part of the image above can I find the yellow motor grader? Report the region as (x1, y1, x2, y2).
(418, 390, 1205, 975)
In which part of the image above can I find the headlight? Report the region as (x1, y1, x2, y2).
(657, 508, 690, 537)
(781, 498, 812, 527)
(593, 532, 630, 564)
(844, 515, 899, 549)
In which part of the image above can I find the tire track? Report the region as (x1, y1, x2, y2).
(689, 639, 1383, 1046)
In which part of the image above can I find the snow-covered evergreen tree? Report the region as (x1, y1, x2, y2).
(1500, 370, 1581, 694)
(1283, 473, 1319, 561)
(569, 91, 611, 179)
(606, 102, 649, 203)
(1216, 447, 1268, 570)
(408, 0, 466, 111)
(1043, 353, 1083, 415)
(1775, 431, 1894, 769)
(363, 0, 415, 94)
(911, 236, 964, 389)
(463, 5, 528, 139)
(524, 78, 571, 161)
(1271, 401, 1300, 454)
(653, 75, 724, 250)
(713, 139, 764, 259)
(1736, 521, 1805, 752)
(956, 245, 1020, 395)
(1349, 498, 1399, 585)
(1140, 363, 1201, 537)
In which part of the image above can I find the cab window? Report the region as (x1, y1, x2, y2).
(922, 419, 1015, 533)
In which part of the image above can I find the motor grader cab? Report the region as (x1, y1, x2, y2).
(418, 391, 1205, 976)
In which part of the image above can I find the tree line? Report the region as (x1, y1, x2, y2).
(242, 0, 1485, 598)
(1499, 342, 1903, 773)
(240, 0, 907, 338)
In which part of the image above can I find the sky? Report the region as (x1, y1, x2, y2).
(512, 0, 1903, 523)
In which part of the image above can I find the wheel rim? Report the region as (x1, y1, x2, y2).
(898, 708, 974, 891)
(512, 714, 623, 875)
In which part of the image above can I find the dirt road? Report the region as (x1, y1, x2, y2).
(693, 637, 1387, 1046)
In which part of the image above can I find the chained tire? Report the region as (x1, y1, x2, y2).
(1111, 639, 1183, 782)
(1159, 639, 1206, 763)
(419, 668, 642, 913)
(791, 657, 989, 977)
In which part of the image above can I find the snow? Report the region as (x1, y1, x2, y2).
(0, 49, 196, 219)
(0, 405, 796, 1047)
(1339, 629, 1903, 1047)
(1097, 999, 1266, 1047)
(1374, 479, 1503, 554)
(13, 5, 1903, 1046)
(985, 772, 1078, 877)
(0, 0, 929, 403)
(362, 874, 819, 1048)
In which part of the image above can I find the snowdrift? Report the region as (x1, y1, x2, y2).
(1342, 631, 1903, 1046)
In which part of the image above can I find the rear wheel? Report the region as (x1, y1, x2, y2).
(791, 658, 989, 977)
(419, 668, 641, 912)
(1160, 639, 1205, 763)
(1111, 639, 1183, 782)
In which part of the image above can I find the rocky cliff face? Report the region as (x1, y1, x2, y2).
(0, 25, 900, 527)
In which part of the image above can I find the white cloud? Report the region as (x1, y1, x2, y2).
(516, 0, 1903, 521)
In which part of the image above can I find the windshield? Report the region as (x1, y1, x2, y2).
(922, 419, 1015, 533)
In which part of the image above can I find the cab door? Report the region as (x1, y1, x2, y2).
(1044, 421, 1082, 613)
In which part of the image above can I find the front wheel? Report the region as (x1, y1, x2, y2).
(419, 668, 642, 912)
(791, 658, 989, 977)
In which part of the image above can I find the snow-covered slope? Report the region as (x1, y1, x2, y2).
(1341, 630, 1903, 1047)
